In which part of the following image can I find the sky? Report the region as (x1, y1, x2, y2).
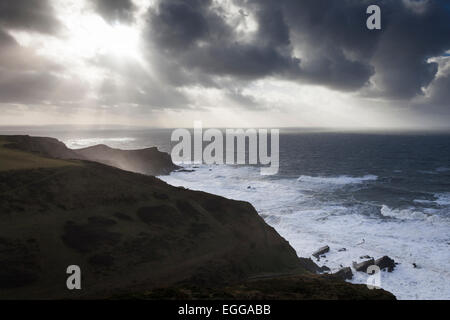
(0, 0, 449, 129)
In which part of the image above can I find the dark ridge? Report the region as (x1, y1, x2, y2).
(1, 135, 179, 176)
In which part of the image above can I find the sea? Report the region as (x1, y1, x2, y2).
(1, 126, 449, 300)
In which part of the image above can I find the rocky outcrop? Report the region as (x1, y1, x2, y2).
(332, 267, 353, 280)
(375, 256, 396, 272)
(312, 245, 330, 258)
(352, 256, 396, 274)
(353, 259, 375, 272)
(75, 144, 179, 176)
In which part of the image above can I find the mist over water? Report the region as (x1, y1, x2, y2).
(2, 127, 449, 299)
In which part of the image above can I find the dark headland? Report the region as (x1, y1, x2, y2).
(0, 135, 395, 299)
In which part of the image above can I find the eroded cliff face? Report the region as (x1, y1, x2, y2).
(74, 144, 179, 175)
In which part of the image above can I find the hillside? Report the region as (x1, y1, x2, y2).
(75, 144, 178, 176)
(0, 162, 303, 299)
(2, 135, 84, 160)
(0, 136, 82, 172)
(1, 135, 179, 176)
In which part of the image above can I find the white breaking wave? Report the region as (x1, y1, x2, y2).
(413, 193, 450, 208)
(297, 174, 378, 185)
(435, 193, 450, 206)
(380, 205, 430, 220)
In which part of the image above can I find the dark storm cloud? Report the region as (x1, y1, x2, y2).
(149, 0, 214, 50)
(146, 0, 450, 100)
(262, 0, 376, 90)
(90, 0, 136, 23)
(276, 0, 450, 96)
(367, 0, 450, 99)
(262, 0, 450, 97)
(0, 0, 60, 34)
(147, 0, 301, 81)
(146, 0, 373, 90)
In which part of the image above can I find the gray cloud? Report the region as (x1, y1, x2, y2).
(422, 57, 450, 113)
(429, 74, 450, 104)
(0, 30, 87, 105)
(0, 1, 89, 106)
(0, 0, 61, 34)
(90, 0, 136, 23)
(0, 69, 86, 104)
(367, 0, 450, 99)
(91, 55, 190, 109)
(147, 0, 301, 81)
(97, 76, 190, 109)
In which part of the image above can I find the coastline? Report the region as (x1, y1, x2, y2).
(0, 135, 395, 300)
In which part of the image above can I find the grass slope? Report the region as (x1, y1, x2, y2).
(0, 137, 81, 172)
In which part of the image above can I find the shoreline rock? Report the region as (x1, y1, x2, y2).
(353, 259, 375, 273)
(375, 256, 396, 272)
(312, 245, 330, 258)
(332, 267, 353, 280)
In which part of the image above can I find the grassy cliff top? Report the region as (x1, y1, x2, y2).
(0, 137, 81, 172)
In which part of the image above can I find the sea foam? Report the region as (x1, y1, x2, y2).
(297, 174, 378, 185)
(160, 164, 450, 300)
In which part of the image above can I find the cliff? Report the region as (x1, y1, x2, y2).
(1, 135, 179, 176)
(75, 144, 179, 176)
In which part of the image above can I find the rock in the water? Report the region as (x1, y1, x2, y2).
(333, 267, 353, 280)
(312, 245, 330, 258)
(320, 265, 331, 273)
(338, 248, 347, 252)
(176, 169, 195, 173)
(353, 259, 375, 273)
(297, 258, 323, 273)
(375, 256, 396, 272)
(360, 255, 372, 259)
